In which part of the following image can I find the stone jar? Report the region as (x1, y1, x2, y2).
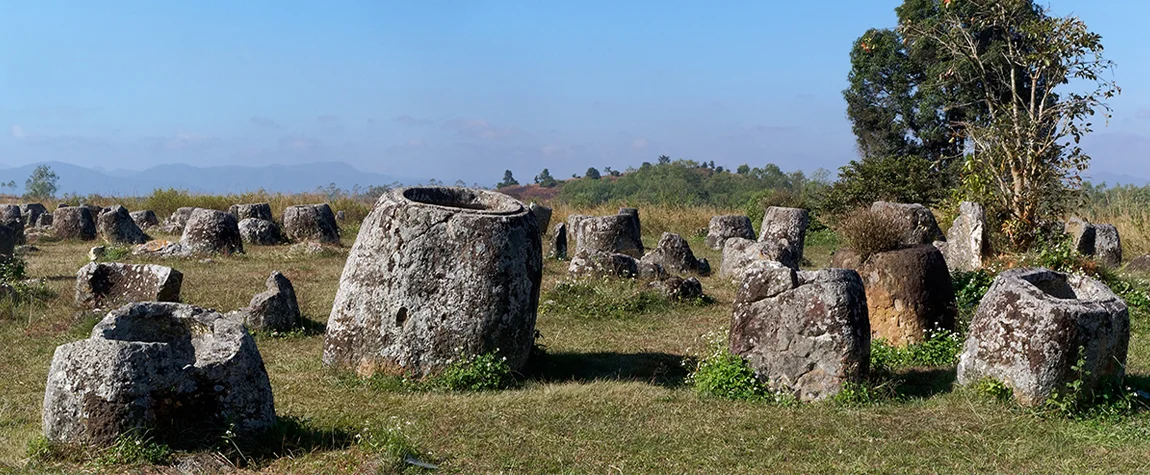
(323, 186, 542, 377)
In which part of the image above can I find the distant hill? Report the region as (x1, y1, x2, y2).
(0, 161, 422, 196)
(1084, 171, 1150, 187)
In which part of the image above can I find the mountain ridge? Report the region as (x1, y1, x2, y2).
(0, 161, 422, 196)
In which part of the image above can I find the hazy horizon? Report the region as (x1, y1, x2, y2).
(2, 1, 1148, 185)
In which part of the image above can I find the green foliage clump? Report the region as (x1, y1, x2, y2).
(497, 170, 520, 189)
(823, 155, 955, 216)
(436, 352, 514, 391)
(559, 159, 829, 211)
(1043, 348, 1145, 420)
(94, 431, 173, 466)
(684, 331, 791, 403)
(98, 245, 132, 262)
(540, 278, 673, 319)
(24, 164, 60, 199)
(831, 381, 895, 407)
(952, 269, 995, 329)
(973, 378, 1013, 402)
(871, 329, 964, 372)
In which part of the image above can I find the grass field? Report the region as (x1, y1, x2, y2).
(3, 209, 1150, 473)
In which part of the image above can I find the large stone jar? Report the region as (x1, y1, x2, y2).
(323, 186, 542, 377)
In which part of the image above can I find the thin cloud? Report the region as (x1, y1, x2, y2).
(250, 116, 281, 129)
(1136, 108, 1150, 121)
(630, 138, 649, 150)
(317, 115, 344, 133)
(11, 125, 26, 139)
(393, 115, 434, 127)
(441, 118, 520, 140)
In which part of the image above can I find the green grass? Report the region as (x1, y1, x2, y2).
(4, 216, 1150, 473)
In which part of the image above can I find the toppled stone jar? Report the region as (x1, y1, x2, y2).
(956, 268, 1129, 406)
(323, 186, 542, 377)
(75, 262, 183, 309)
(42, 302, 276, 447)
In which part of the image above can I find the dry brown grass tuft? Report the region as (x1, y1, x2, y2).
(835, 206, 907, 260)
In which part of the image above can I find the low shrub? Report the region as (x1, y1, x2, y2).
(952, 269, 995, 330)
(435, 351, 514, 391)
(871, 329, 964, 371)
(684, 331, 789, 403)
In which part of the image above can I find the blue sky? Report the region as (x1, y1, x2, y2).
(1, 1, 1147, 185)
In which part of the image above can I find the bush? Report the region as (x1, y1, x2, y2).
(685, 331, 785, 402)
(835, 207, 906, 261)
(436, 351, 514, 391)
(822, 154, 954, 216)
(952, 269, 995, 330)
(871, 329, 964, 371)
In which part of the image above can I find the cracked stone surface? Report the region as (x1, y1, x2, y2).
(758, 207, 808, 263)
(1065, 217, 1095, 255)
(239, 218, 283, 245)
(719, 237, 798, 284)
(53, 207, 97, 241)
(706, 215, 755, 250)
(870, 201, 944, 246)
(97, 205, 150, 245)
(130, 210, 159, 229)
(160, 207, 196, 234)
(284, 204, 340, 244)
(229, 203, 274, 222)
(549, 222, 567, 260)
(956, 268, 1129, 406)
(228, 271, 300, 332)
(529, 202, 552, 236)
(730, 262, 870, 402)
(0, 204, 24, 245)
(75, 262, 183, 309)
(648, 276, 704, 301)
(1094, 224, 1122, 268)
(640, 232, 710, 276)
(180, 209, 244, 256)
(323, 186, 542, 377)
(938, 201, 988, 272)
(42, 302, 275, 447)
(569, 212, 644, 259)
(21, 203, 48, 227)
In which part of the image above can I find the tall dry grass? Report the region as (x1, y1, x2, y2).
(1074, 185, 1150, 258)
(2, 189, 377, 223)
(548, 202, 746, 240)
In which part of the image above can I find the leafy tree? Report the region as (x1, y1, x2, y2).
(822, 155, 950, 216)
(657, 155, 671, 165)
(585, 167, 601, 180)
(497, 170, 519, 189)
(24, 165, 59, 199)
(900, 0, 1118, 245)
(736, 164, 750, 175)
(534, 168, 558, 187)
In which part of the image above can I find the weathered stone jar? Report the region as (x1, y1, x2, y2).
(956, 268, 1129, 406)
(323, 186, 542, 377)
